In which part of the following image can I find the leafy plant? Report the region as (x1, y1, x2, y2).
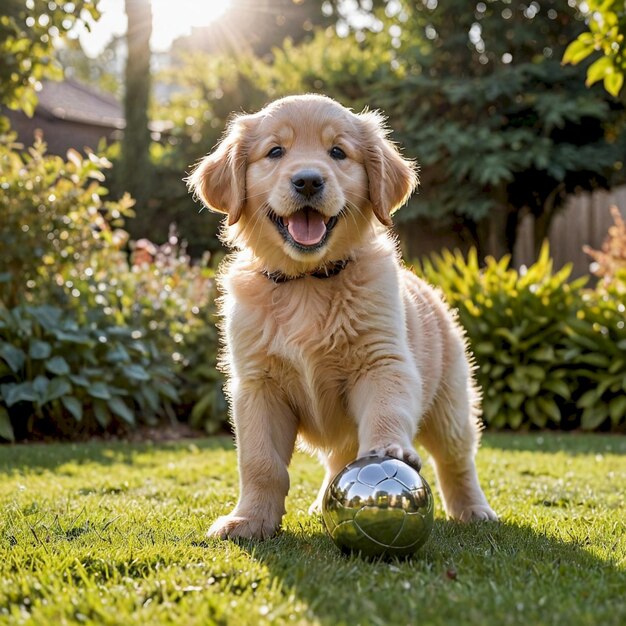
(0, 304, 179, 442)
(563, 0, 626, 96)
(0, 135, 226, 440)
(111, 228, 227, 435)
(418, 243, 586, 430)
(562, 283, 626, 430)
(418, 242, 626, 431)
(0, 0, 100, 116)
(0, 134, 134, 309)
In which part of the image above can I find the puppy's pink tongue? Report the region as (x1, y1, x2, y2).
(286, 209, 326, 246)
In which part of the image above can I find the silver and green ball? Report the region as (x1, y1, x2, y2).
(322, 455, 434, 558)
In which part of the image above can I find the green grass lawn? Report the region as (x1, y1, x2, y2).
(1, 433, 624, 626)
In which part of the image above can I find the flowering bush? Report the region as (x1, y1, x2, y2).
(0, 136, 225, 441)
(584, 206, 626, 292)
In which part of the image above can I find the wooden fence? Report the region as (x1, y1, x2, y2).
(399, 186, 626, 279)
(514, 185, 626, 278)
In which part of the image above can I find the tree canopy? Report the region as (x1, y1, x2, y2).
(0, 0, 100, 115)
(2, 0, 624, 260)
(154, 0, 626, 258)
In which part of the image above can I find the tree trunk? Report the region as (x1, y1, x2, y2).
(532, 182, 565, 259)
(475, 206, 515, 261)
(122, 0, 153, 209)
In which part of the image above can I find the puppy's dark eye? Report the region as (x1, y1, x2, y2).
(267, 146, 284, 159)
(329, 146, 346, 160)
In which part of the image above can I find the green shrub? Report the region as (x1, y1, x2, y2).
(0, 134, 135, 309)
(418, 243, 582, 429)
(0, 135, 226, 441)
(111, 230, 227, 435)
(566, 272, 626, 430)
(0, 305, 178, 442)
(417, 243, 626, 431)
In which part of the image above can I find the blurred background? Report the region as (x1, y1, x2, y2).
(1, 0, 626, 441)
(3, 0, 626, 269)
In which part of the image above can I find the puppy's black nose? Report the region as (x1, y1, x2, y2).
(291, 170, 325, 198)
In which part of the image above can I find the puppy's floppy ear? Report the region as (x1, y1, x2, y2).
(359, 111, 418, 226)
(186, 115, 250, 226)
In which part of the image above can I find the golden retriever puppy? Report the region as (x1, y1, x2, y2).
(188, 94, 497, 540)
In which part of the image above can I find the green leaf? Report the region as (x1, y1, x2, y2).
(69, 374, 90, 387)
(89, 382, 111, 400)
(526, 398, 547, 428)
(45, 377, 72, 403)
(51, 329, 93, 346)
(543, 379, 571, 400)
(562, 38, 594, 65)
(537, 397, 562, 424)
(92, 399, 111, 427)
(494, 327, 519, 346)
(578, 388, 601, 409)
(158, 381, 180, 403)
(604, 72, 624, 97)
(61, 396, 83, 422)
(609, 396, 626, 424)
(0, 406, 15, 442)
(506, 392, 525, 410)
(532, 345, 555, 362)
(45, 356, 70, 376)
(106, 345, 130, 363)
(141, 386, 160, 412)
(27, 306, 62, 331)
(508, 409, 524, 429)
(190, 392, 214, 426)
(580, 354, 611, 368)
(586, 57, 614, 87)
(29, 340, 52, 360)
(0, 342, 26, 373)
(108, 396, 136, 425)
(32, 375, 49, 395)
(1, 382, 37, 407)
(124, 364, 150, 381)
(581, 406, 607, 430)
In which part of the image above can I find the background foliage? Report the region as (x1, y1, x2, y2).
(0, 136, 224, 442)
(0, 0, 100, 116)
(1, 0, 625, 440)
(418, 242, 626, 432)
(563, 0, 626, 96)
(137, 0, 626, 259)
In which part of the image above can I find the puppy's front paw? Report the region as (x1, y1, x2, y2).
(207, 514, 279, 540)
(455, 504, 499, 522)
(360, 444, 423, 471)
(308, 497, 323, 516)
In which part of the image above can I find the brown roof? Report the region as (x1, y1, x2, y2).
(37, 78, 124, 129)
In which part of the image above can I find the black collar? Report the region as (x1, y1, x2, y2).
(262, 259, 351, 284)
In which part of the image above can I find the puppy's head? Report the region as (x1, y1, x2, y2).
(187, 95, 417, 273)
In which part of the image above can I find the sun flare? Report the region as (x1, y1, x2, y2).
(151, 0, 233, 50)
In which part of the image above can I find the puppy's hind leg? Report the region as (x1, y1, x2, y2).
(417, 362, 498, 522)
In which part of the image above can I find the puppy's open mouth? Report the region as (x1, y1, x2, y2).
(269, 207, 339, 252)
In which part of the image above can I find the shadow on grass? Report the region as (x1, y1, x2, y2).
(232, 517, 625, 626)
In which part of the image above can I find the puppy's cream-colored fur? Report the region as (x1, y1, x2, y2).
(188, 95, 497, 539)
